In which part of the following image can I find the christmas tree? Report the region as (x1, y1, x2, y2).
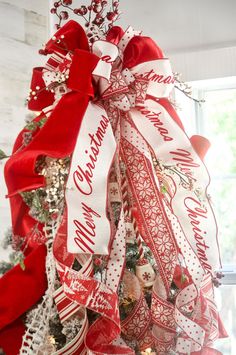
(0, 1, 227, 354)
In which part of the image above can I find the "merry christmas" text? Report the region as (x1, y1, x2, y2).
(73, 114, 110, 195)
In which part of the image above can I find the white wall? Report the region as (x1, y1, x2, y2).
(119, 0, 236, 81)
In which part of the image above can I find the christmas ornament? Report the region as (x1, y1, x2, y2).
(135, 259, 156, 288)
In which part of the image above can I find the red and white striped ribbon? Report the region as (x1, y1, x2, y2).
(45, 52, 65, 71)
(54, 308, 89, 355)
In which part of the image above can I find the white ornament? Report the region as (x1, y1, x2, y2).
(136, 260, 156, 287)
(109, 182, 121, 202)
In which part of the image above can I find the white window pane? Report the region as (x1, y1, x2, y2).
(204, 89, 236, 177)
(208, 178, 236, 264)
(215, 285, 236, 355)
(200, 88, 236, 265)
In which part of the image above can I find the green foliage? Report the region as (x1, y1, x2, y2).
(0, 261, 13, 275)
(125, 243, 140, 272)
(1, 228, 12, 249)
(0, 149, 8, 160)
(25, 116, 48, 131)
(25, 121, 38, 131)
(21, 189, 50, 223)
(37, 117, 47, 128)
(14, 252, 26, 271)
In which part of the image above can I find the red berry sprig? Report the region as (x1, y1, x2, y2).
(50, 0, 121, 36)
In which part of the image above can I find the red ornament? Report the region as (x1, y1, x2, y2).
(101, 1, 107, 9)
(93, 14, 104, 25)
(173, 265, 192, 289)
(94, 257, 103, 266)
(54, 1, 60, 7)
(93, 4, 102, 13)
(62, 0, 73, 5)
(79, 5, 88, 15)
(50, 8, 57, 14)
(38, 49, 48, 55)
(60, 10, 69, 20)
(106, 11, 116, 21)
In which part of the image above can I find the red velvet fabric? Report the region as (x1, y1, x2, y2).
(0, 245, 47, 330)
(8, 114, 47, 247)
(45, 20, 89, 56)
(106, 26, 125, 45)
(0, 318, 25, 355)
(5, 50, 99, 197)
(28, 67, 55, 111)
(123, 35, 164, 69)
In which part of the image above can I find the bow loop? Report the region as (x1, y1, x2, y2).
(67, 49, 99, 96)
(92, 40, 119, 80)
(44, 20, 89, 56)
(129, 59, 175, 98)
(117, 26, 142, 58)
(100, 68, 149, 111)
(28, 50, 99, 111)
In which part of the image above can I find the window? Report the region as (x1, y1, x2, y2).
(175, 77, 236, 355)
